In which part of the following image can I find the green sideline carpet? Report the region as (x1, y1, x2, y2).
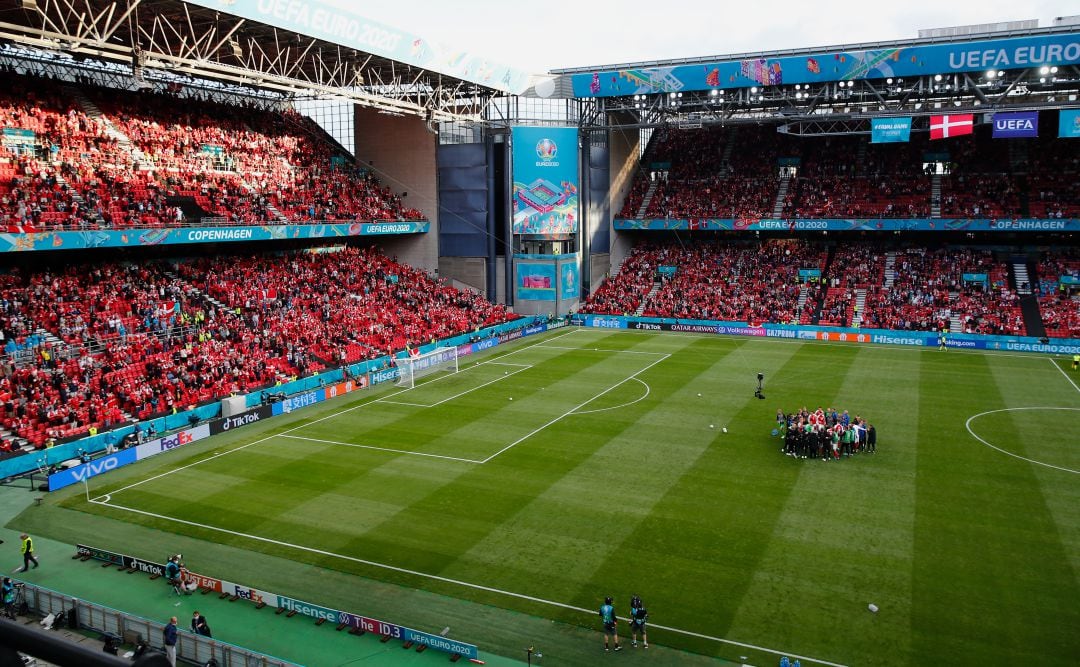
(10, 328, 1079, 666)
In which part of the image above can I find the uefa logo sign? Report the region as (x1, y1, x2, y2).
(535, 138, 557, 161)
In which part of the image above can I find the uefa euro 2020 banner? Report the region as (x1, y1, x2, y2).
(511, 127, 580, 236)
(571, 32, 1080, 97)
(1060, 109, 1080, 138)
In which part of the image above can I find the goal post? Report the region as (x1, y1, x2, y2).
(395, 346, 460, 388)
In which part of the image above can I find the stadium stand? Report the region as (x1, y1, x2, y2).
(0, 247, 517, 454)
(0, 71, 421, 231)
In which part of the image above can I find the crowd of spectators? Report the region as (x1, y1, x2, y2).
(1036, 248, 1080, 338)
(0, 247, 517, 453)
(859, 247, 1023, 335)
(584, 241, 1039, 337)
(0, 72, 422, 232)
(616, 125, 1080, 222)
(584, 240, 826, 324)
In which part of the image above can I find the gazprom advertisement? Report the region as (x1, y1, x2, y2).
(871, 117, 912, 143)
(571, 32, 1080, 96)
(0, 222, 429, 254)
(511, 127, 580, 236)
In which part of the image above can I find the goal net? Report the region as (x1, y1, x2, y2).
(395, 346, 460, 388)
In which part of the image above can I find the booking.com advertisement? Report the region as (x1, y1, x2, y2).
(511, 127, 580, 236)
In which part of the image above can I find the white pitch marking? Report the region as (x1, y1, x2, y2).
(533, 344, 668, 356)
(965, 407, 1080, 474)
(278, 434, 484, 464)
(1050, 357, 1080, 394)
(93, 327, 581, 497)
(479, 353, 671, 464)
(571, 377, 652, 415)
(88, 496, 848, 667)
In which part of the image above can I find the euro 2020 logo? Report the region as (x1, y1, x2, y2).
(535, 138, 557, 161)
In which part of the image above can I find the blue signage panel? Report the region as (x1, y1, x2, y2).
(48, 448, 138, 491)
(571, 32, 1080, 97)
(612, 218, 1080, 232)
(0, 221, 428, 253)
(560, 261, 579, 301)
(517, 262, 557, 301)
(1059, 109, 1080, 138)
(511, 127, 580, 236)
(992, 111, 1039, 138)
(182, 0, 528, 94)
(871, 117, 912, 143)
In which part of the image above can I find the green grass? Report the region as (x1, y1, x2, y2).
(31, 328, 1080, 665)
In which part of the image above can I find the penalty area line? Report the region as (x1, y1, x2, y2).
(88, 496, 848, 667)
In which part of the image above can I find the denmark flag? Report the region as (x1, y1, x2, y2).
(929, 114, 974, 139)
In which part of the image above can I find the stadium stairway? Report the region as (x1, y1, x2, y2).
(66, 87, 154, 171)
(930, 174, 942, 218)
(852, 288, 867, 328)
(883, 252, 897, 288)
(1013, 260, 1048, 338)
(771, 174, 791, 218)
(717, 128, 737, 177)
(635, 179, 660, 219)
(634, 280, 661, 316)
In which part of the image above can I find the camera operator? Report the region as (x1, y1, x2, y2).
(165, 555, 183, 594)
(1, 578, 15, 619)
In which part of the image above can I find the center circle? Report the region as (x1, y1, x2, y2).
(965, 407, 1080, 474)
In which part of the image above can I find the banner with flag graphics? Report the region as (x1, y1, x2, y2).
(992, 111, 1039, 139)
(930, 114, 974, 140)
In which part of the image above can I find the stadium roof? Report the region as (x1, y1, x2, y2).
(0, 0, 529, 121)
(551, 24, 1077, 75)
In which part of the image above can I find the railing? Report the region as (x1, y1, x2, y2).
(12, 580, 300, 667)
(9, 216, 429, 233)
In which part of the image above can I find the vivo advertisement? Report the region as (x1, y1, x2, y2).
(516, 263, 557, 301)
(871, 117, 912, 144)
(511, 127, 580, 236)
(991, 111, 1039, 138)
(48, 424, 211, 491)
(571, 32, 1080, 96)
(76, 543, 479, 659)
(182, 0, 528, 94)
(0, 222, 429, 254)
(613, 218, 1080, 232)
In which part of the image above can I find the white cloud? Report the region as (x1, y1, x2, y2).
(326, 0, 1079, 74)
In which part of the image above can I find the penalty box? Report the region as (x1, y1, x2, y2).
(280, 345, 669, 465)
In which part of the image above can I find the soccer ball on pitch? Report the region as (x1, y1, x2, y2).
(722, 427, 728, 433)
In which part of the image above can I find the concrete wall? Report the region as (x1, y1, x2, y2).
(438, 256, 487, 293)
(354, 108, 438, 273)
(607, 115, 641, 277)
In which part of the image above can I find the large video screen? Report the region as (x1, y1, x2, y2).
(511, 126, 580, 236)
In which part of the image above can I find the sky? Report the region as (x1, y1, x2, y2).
(341, 0, 1079, 74)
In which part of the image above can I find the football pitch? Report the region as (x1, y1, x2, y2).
(54, 328, 1079, 665)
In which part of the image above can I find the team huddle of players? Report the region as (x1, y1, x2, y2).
(778, 407, 877, 460)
